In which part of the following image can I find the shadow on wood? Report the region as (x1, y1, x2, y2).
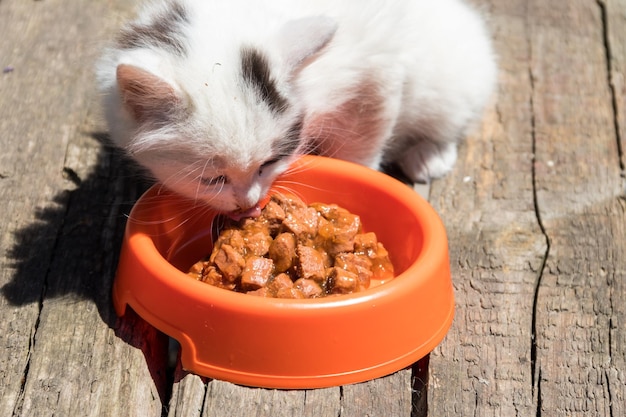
(0, 132, 172, 407)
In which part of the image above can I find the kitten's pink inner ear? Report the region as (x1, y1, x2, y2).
(116, 64, 181, 123)
(278, 16, 338, 72)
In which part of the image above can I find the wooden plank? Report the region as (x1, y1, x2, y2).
(427, 0, 546, 415)
(167, 369, 338, 417)
(165, 310, 427, 416)
(167, 365, 208, 417)
(428, 0, 626, 415)
(601, 0, 626, 411)
(529, 0, 626, 415)
(0, 0, 167, 415)
(0, 0, 91, 412)
(340, 371, 413, 417)
(167, 361, 415, 416)
(203, 382, 323, 417)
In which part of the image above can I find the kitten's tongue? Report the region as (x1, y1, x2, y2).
(227, 204, 262, 221)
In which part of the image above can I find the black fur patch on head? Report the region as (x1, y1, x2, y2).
(118, 1, 189, 56)
(240, 47, 289, 114)
(273, 116, 304, 157)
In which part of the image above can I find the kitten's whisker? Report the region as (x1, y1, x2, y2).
(157, 161, 204, 191)
(271, 185, 307, 203)
(273, 180, 331, 195)
(281, 154, 320, 176)
(195, 158, 213, 203)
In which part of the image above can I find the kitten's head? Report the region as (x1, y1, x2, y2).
(99, 4, 337, 215)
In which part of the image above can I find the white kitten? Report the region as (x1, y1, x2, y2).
(97, 0, 496, 215)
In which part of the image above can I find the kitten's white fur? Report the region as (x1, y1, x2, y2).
(97, 0, 496, 213)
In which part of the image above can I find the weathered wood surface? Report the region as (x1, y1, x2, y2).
(0, 0, 624, 416)
(0, 1, 167, 416)
(428, 1, 626, 416)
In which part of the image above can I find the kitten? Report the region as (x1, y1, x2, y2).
(97, 0, 496, 216)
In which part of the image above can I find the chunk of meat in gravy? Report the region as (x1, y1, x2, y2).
(233, 218, 271, 257)
(276, 287, 306, 299)
(244, 230, 272, 257)
(334, 252, 373, 290)
(271, 193, 307, 211)
(314, 204, 361, 255)
(283, 206, 320, 240)
(187, 262, 235, 290)
(241, 256, 274, 290)
(203, 265, 235, 290)
(297, 244, 326, 283)
(260, 199, 285, 234)
(371, 244, 394, 280)
(355, 232, 395, 280)
(211, 244, 245, 282)
(328, 267, 362, 294)
(267, 273, 305, 298)
(247, 272, 300, 298)
(294, 278, 324, 298)
(269, 232, 296, 273)
(212, 229, 245, 253)
(354, 232, 378, 256)
(268, 273, 294, 294)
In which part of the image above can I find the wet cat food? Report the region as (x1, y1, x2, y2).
(187, 194, 394, 298)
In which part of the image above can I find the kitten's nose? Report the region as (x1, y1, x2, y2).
(231, 185, 263, 218)
(234, 191, 261, 213)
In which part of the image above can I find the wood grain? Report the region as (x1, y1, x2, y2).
(530, 0, 625, 415)
(428, 0, 626, 416)
(0, 0, 165, 415)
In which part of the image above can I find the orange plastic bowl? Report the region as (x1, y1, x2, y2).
(113, 155, 454, 389)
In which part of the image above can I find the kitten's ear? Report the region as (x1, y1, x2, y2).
(116, 64, 183, 124)
(277, 16, 338, 72)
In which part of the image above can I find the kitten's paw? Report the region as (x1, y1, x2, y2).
(398, 141, 458, 183)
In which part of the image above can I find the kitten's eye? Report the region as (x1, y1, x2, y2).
(200, 175, 228, 186)
(259, 157, 281, 176)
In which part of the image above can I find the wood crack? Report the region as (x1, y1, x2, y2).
(338, 386, 344, 417)
(596, 0, 625, 173)
(526, 4, 549, 412)
(536, 368, 542, 417)
(605, 369, 615, 417)
(11, 196, 73, 417)
(596, 4, 619, 417)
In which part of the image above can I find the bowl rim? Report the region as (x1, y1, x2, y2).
(123, 156, 446, 308)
